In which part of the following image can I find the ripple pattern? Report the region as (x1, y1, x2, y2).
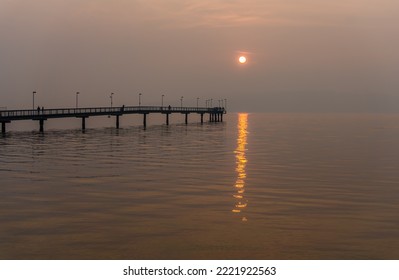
(1, 113, 399, 259)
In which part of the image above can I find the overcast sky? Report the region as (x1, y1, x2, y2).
(1, 0, 398, 112)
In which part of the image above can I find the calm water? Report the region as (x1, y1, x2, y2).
(1, 113, 399, 259)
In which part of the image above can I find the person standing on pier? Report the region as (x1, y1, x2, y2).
(37, 106, 40, 114)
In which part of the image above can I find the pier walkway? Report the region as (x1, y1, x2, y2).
(0, 106, 226, 133)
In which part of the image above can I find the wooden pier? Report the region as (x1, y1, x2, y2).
(0, 106, 226, 133)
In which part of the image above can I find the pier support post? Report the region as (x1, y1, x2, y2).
(200, 113, 204, 124)
(166, 113, 169, 125)
(209, 113, 212, 122)
(1, 122, 6, 134)
(81, 117, 86, 130)
(39, 119, 44, 132)
(185, 113, 188, 125)
(220, 113, 223, 122)
(116, 115, 120, 129)
(143, 113, 147, 128)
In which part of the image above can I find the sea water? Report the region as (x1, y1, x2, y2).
(1, 113, 399, 259)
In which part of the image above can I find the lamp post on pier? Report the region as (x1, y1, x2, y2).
(210, 99, 213, 107)
(197, 97, 199, 109)
(161, 94, 164, 107)
(110, 93, 114, 107)
(180, 96, 183, 109)
(32, 91, 36, 110)
(139, 93, 142, 107)
(76, 92, 80, 108)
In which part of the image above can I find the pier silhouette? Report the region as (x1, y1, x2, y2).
(0, 106, 226, 133)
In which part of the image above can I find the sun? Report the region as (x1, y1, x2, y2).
(239, 56, 247, 64)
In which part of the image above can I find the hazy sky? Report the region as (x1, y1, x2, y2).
(1, 0, 398, 112)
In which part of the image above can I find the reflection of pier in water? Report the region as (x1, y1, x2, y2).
(232, 113, 248, 222)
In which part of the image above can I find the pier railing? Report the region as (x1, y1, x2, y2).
(1, 105, 226, 133)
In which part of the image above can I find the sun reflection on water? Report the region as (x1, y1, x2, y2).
(232, 113, 248, 221)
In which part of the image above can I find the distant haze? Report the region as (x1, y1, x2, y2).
(1, 0, 398, 112)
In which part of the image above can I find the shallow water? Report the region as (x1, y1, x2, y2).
(1, 113, 399, 259)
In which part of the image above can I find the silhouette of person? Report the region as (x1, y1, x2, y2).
(37, 106, 40, 114)
(168, 105, 171, 110)
(121, 105, 125, 112)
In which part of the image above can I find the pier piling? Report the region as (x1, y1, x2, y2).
(39, 119, 44, 132)
(81, 117, 86, 130)
(116, 115, 120, 129)
(143, 113, 147, 128)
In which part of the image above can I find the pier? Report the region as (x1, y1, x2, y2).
(0, 106, 226, 133)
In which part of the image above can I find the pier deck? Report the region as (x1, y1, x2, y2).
(0, 106, 226, 133)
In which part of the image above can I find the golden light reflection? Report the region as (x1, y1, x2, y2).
(232, 113, 248, 221)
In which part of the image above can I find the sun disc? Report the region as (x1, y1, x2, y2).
(239, 56, 247, 64)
